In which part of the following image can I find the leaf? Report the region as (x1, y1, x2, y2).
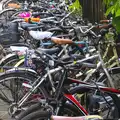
(105, 6, 114, 15)
(112, 16, 120, 33)
(115, 9, 120, 17)
(68, 0, 82, 16)
(103, 0, 120, 33)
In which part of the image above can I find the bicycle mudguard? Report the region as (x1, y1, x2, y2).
(14, 58, 25, 67)
(7, 67, 37, 75)
(0, 53, 19, 66)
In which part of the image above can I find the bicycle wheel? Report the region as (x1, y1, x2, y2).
(0, 69, 45, 118)
(19, 102, 83, 120)
(0, 8, 17, 24)
(2, 0, 20, 9)
(21, 110, 51, 120)
(17, 102, 83, 120)
(0, 44, 6, 60)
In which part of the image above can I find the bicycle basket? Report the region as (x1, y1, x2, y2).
(0, 22, 20, 45)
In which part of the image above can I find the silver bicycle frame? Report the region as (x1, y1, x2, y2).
(18, 67, 62, 107)
(17, 46, 115, 109)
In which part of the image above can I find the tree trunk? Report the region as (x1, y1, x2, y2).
(79, 0, 104, 23)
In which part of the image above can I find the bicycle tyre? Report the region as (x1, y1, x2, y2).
(21, 110, 50, 120)
(0, 8, 17, 24)
(18, 102, 83, 120)
(17, 102, 42, 120)
(20, 103, 82, 120)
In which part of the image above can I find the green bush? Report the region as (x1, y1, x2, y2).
(68, 0, 82, 17)
(104, 0, 120, 33)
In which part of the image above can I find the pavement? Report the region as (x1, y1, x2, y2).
(0, 83, 11, 120)
(0, 1, 19, 119)
(0, 0, 7, 118)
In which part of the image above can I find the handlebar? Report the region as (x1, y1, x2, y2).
(100, 19, 112, 23)
(79, 26, 95, 34)
(97, 23, 113, 29)
(79, 23, 113, 34)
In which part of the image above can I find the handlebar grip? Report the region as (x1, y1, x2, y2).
(60, 26, 73, 29)
(100, 20, 110, 23)
(24, 18, 40, 23)
(97, 24, 113, 29)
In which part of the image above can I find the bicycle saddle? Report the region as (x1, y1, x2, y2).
(51, 115, 103, 120)
(51, 37, 73, 45)
(36, 47, 60, 55)
(41, 20, 59, 25)
(21, 23, 38, 30)
(29, 31, 53, 40)
(27, 26, 44, 31)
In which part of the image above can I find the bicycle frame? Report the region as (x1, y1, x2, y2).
(14, 63, 120, 116)
(15, 50, 115, 113)
(74, 46, 115, 88)
(12, 40, 88, 67)
(13, 66, 87, 116)
(2, 42, 117, 115)
(7, 46, 114, 106)
(102, 41, 119, 68)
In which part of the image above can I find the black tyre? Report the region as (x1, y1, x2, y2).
(17, 102, 43, 120)
(17, 102, 83, 120)
(19, 103, 82, 120)
(21, 110, 51, 120)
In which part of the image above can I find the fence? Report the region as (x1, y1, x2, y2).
(79, 0, 105, 23)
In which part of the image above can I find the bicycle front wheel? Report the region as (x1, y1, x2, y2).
(0, 69, 45, 118)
